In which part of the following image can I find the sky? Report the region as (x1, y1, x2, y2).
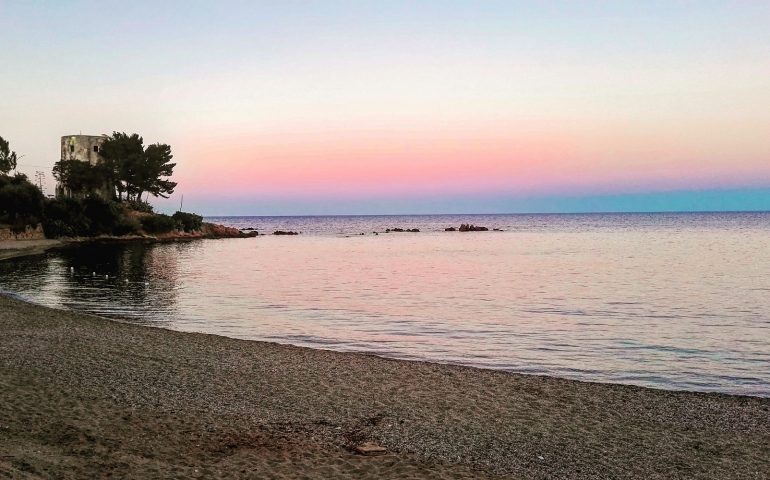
(1, 0, 769, 215)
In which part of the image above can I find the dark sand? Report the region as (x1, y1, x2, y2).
(0, 240, 61, 261)
(0, 294, 768, 479)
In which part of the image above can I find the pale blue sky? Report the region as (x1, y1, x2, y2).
(1, 1, 769, 214)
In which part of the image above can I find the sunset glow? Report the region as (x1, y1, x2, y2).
(1, 1, 769, 214)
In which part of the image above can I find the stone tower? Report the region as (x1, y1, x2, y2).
(57, 135, 112, 199)
(60, 135, 107, 165)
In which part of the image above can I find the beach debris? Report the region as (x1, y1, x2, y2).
(354, 442, 387, 456)
(273, 230, 299, 235)
(69, 267, 74, 273)
(92, 272, 96, 276)
(537, 455, 544, 461)
(458, 224, 488, 232)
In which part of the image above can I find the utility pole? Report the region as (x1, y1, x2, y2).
(34, 171, 45, 192)
(180, 194, 184, 212)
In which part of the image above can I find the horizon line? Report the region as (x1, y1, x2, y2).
(199, 209, 770, 218)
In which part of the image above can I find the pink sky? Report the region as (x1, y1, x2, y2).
(2, 1, 769, 213)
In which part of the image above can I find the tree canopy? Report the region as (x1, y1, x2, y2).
(0, 174, 44, 226)
(98, 132, 177, 202)
(0, 135, 18, 175)
(52, 159, 108, 197)
(140, 143, 177, 199)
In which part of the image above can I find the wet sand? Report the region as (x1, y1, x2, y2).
(0, 240, 61, 261)
(0, 295, 768, 479)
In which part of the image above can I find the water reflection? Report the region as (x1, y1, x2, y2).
(1, 213, 769, 397)
(0, 243, 189, 325)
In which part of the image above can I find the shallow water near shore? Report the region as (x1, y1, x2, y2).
(1, 212, 769, 396)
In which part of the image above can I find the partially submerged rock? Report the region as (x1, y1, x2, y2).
(385, 228, 419, 233)
(201, 223, 257, 238)
(458, 224, 488, 232)
(273, 230, 299, 235)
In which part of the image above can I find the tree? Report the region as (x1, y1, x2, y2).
(98, 132, 144, 201)
(138, 143, 177, 199)
(99, 132, 177, 202)
(52, 159, 107, 197)
(0, 135, 18, 175)
(0, 174, 44, 226)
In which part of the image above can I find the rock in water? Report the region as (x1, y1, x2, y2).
(459, 224, 489, 232)
(355, 442, 387, 456)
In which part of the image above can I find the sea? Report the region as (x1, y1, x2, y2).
(1, 212, 768, 396)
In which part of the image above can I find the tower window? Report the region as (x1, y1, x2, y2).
(93, 146, 99, 153)
(69, 145, 74, 153)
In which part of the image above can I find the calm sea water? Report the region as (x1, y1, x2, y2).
(1, 213, 769, 396)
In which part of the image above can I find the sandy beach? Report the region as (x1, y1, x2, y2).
(0, 240, 61, 261)
(0, 294, 768, 479)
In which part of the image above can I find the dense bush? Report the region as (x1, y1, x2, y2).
(41, 219, 76, 238)
(44, 198, 80, 237)
(0, 174, 45, 228)
(125, 199, 154, 213)
(82, 197, 121, 236)
(172, 211, 203, 232)
(42, 196, 140, 238)
(140, 213, 177, 234)
(112, 217, 141, 236)
(43, 198, 90, 238)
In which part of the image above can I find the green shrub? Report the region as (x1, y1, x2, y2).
(112, 217, 141, 236)
(42, 219, 76, 238)
(43, 196, 134, 238)
(125, 199, 154, 213)
(43, 198, 90, 238)
(140, 214, 177, 234)
(0, 174, 44, 227)
(82, 196, 120, 236)
(172, 211, 203, 232)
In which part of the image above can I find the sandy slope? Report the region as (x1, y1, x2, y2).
(0, 295, 768, 479)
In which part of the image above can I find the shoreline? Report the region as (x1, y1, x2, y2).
(1, 293, 768, 478)
(1, 242, 768, 398)
(0, 239, 62, 261)
(0, 221, 255, 262)
(1, 285, 765, 402)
